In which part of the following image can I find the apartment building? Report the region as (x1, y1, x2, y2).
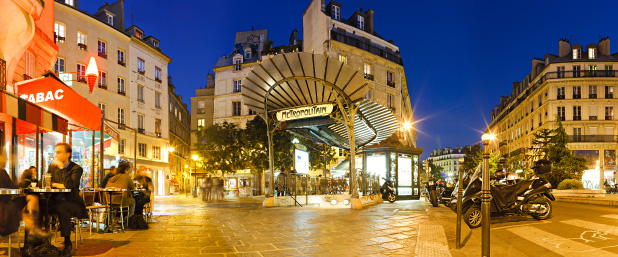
(426, 146, 468, 183)
(488, 38, 618, 189)
(168, 75, 190, 193)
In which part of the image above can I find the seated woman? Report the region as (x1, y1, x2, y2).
(18, 168, 38, 188)
(105, 162, 135, 216)
(0, 147, 47, 254)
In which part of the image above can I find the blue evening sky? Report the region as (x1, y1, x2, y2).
(78, 0, 618, 160)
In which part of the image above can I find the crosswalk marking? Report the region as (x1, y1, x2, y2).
(560, 219, 618, 236)
(601, 214, 618, 220)
(415, 224, 452, 257)
(508, 226, 618, 256)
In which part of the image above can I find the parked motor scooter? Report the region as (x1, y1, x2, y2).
(437, 181, 454, 207)
(458, 160, 555, 228)
(381, 178, 396, 203)
(425, 178, 439, 207)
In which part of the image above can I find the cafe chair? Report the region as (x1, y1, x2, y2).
(81, 190, 108, 234)
(104, 191, 130, 232)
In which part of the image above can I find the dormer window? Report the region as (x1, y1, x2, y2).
(332, 5, 340, 20)
(233, 57, 242, 71)
(135, 30, 142, 39)
(153, 41, 159, 48)
(244, 48, 252, 59)
(589, 48, 596, 59)
(573, 49, 581, 59)
(106, 14, 113, 26)
(65, 0, 73, 6)
(358, 15, 365, 30)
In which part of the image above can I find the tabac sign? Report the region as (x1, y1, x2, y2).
(276, 104, 334, 121)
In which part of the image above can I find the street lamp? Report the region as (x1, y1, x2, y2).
(456, 157, 465, 249)
(192, 154, 199, 197)
(184, 164, 189, 197)
(481, 132, 495, 256)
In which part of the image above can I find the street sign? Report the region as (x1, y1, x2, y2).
(276, 104, 334, 121)
(104, 121, 120, 141)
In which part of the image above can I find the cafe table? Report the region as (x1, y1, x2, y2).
(23, 188, 71, 255)
(96, 188, 127, 233)
(0, 188, 22, 257)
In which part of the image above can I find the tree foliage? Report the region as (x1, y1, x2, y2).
(427, 160, 444, 180)
(195, 122, 245, 174)
(463, 143, 482, 174)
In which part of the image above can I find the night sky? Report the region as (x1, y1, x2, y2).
(78, 0, 618, 160)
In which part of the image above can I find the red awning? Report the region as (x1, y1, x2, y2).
(16, 74, 101, 131)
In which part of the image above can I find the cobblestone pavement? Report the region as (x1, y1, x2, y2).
(2, 195, 440, 257)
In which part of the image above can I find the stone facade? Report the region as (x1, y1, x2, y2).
(426, 146, 468, 183)
(168, 76, 190, 193)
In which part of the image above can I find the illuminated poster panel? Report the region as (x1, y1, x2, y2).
(295, 149, 309, 174)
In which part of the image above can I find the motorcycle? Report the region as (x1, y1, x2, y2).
(437, 181, 454, 207)
(455, 160, 554, 228)
(425, 178, 439, 207)
(381, 179, 396, 203)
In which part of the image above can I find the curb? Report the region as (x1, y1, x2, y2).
(555, 197, 618, 207)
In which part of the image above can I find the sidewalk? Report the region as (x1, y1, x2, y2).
(554, 193, 618, 207)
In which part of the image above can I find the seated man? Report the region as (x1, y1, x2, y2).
(105, 162, 135, 216)
(0, 147, 47, 255)
(100, 165, 116, 188)
(47, 143, 87, 257)
(133, 166, 152, 216)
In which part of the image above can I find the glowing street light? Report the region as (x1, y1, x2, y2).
(403, 122, 412, 130)
(168, 146, 175, 153)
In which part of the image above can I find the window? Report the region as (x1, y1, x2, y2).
(387, 71, 394, 87)
(233, 101, 241, 116)
(538, 94, 542, 107)
(197, 100, 206, 114)
(572, 86, 581, 99)
(557, 66, 565, 78)
(387, 93, 394, 110)
(589, 48, 596, 59)
(589, 65, 597, 76)
(332, 5, 340, 20)
(605, 106, 614, 120)
(244, 48, 251, 59)
(98, 103, 106, 118)
(54, 22, 65, 43)
(233, 80, 242, 93)
(118, 108, 125, 124)
(155, 67, 162, 82)
(137, 58, 145, 74)
(117, 49, 125, 66)
(98, 71, 107, 89)
(118, 139, 125, 155)
(76, 63, 86, 82)
(248, 108, 256, 115)
(573, 106, 581, 120)
(589, 105, 597, 120)
(338, 54, 347, 64)
(573, 65, 581, 77)
(24, 51, 34, 79)
(138, 143, 147, 157)
(357, 15, 365, 30)
(106, 13, 113, 25)
(97, 40, 107, 58)
(197, 119, 206, 130)
(155, 91, 161, 108)
(137, 85, 144, 103)
(364, 88, 373, 100)
(234, 59, 241, 71)
(557, 106, 565, 121)
(364, 63, 373, 80)
(605, 86, 613, 98)
(589, 85, 597, 98)
(573, 128, 582, 142)
(64, 0, 73, 6)
(557, 87, 565, 99)
(117, 77, 125, 95)
(155, 119, 161, 135)
(573, 49, 581, 59)
(138, 114, 145, 130)
(55, 58, 65, 73)
(77, 31, 87, 50)
(152, 146, 161, 159)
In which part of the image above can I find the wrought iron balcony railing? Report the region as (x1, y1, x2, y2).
(570, 135, 618, 143)
(330, 30, 403, 65)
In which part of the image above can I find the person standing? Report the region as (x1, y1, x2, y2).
(47, 143, 88, 257)
(205, 176, 213, 202)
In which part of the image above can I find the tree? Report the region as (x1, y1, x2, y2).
(195, 122, 246, 174)
(243, 117, 270, 195)
(427, 160, 444, 180)
(299, 138, 336, 172)
(463, 143, 482, 175)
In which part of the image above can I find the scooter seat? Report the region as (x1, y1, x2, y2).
(490, 180, 534, 211)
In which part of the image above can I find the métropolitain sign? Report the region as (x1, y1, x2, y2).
(276, 104, 334, 121)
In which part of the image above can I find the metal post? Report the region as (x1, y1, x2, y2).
(100, 116, 104, 188)
(91, 131, 95, 187)
(35, 126, 40, 178)
(456, 158, 464, 249)
(482, 140, 491, 256)
(348, 107, 358, 199)
(599, 152, 605, 191)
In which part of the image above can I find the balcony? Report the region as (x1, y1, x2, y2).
(98, 52, 107, 59)
(138, 128, 145, 134)
(606, 116, 614, 120)
(54, 35, 65, 43)
(98, 83, 107, 90)
(559, 116, 565, 121)
(388, 107, 396, 113)
(569, 135, 618, 143)
(589, 116, 597, 120)
(155, 78, 162, 83)
(155, 132, 161, 138)
(364, 73, 374, 81)
(118, 124, 126, 130)
(138, 98, 144, 103)
(499, 140, 507, 147)
(77, 43, 87, 51)
(387, 81, 395, 88)
(137, 69, 145, 75)
(589, 94, 597, 99)
(118, 90, 125, 96)
(573, 94, 581, 99)
(606, 93, 614, 99)
(197, 109, 205, 114)
(573, 116, 581, 121)
(118, 60, 126, 66)
(557, 95, 565, 100)
(330, 30, 403, 65)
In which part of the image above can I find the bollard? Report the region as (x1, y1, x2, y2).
(456, 158, 464, 249)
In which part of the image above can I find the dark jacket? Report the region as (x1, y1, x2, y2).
(100, 172, 114, 188)
(105, 173, 135, 206)
(0, 169, 21, 236)
(47, 161, 88, 219)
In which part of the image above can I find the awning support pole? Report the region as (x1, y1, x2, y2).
(99, 113, 104, 187)
(36, 126, 40, 178)
(91, 131, 95, 187)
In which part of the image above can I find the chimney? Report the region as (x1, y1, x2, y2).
(365, 9, 375, 34)
(598, 37, 610, 56)
(558, 39, 571, 57)
(321, 0, 326, 12)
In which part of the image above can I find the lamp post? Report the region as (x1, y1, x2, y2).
(456, 157, 464, 249)
(192, 154, 199, 198)
(184, 164, 189, 197)
(481, 132, 495, 256)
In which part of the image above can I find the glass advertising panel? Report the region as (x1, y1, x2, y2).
(294, 149, 309, 174)
(397, 153, 412, 196)
(366, 152, 387, 184)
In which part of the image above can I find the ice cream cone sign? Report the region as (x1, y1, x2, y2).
(85, 57, 99, 94)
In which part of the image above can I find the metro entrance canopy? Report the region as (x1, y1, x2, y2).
(241, 52, 400, 208)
